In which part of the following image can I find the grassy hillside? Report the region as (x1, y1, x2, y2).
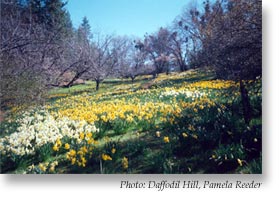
(0, 69, 262, 174)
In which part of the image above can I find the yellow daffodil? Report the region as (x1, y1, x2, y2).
(163, 136, 170, 143)
(53, 145, 59, 152)
(71, 158, 76, 165)
(237, 158, 243, 166)
(80, 146, 88, 153)
(64, 143, 70, 150)
(86, 132, 93, 139)
(79, 132, 85, 140)
(38, 163, 47, 172)
(192, 134, 198, 139)
(56, 138, 62, 147)
(68, 149, 76, 157)
(49, 166, 55, 173)
(111, 148, 116, 154)
(102, 154, 112, 161)
(122, 157, 129, 169)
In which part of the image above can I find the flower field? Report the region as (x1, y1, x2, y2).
(0, 69, 262, 174)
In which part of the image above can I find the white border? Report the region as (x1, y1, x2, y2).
(1, 0, 278, 196)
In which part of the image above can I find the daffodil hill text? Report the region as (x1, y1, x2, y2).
(0, 69, 262, 174)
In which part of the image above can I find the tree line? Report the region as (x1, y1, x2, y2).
(0, 0, 261, 114)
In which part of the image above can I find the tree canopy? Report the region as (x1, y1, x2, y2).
(0, 0, 261, 109)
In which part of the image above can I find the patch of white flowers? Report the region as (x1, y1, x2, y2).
(160, 89, 204, 99)
(0, 110, 99, 156)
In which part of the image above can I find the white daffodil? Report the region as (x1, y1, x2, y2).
(0, 109, 99, 156)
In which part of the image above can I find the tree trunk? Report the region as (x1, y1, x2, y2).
(152, 72, 157, 79)
(95, 79, 100, 91)
(166, 65, 170, 75)
(180, 64, 184, 72)
(0, 110, 5, 122)
(63, 69, 87, 88)
(131, 76, 136, 83)
(239, 79, 251, 124)
(180, 63, 188, 72)
(64, 74, 80, 88)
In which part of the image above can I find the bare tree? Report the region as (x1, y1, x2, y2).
(1, 0, 71, 108)
(82, 33, 120, 91)
(178, 0, 261, 123)
(115, 38, 148, 83)
(144, 27, 172, 77)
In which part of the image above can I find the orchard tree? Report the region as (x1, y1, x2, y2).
(82, 33, 120, 91)
(174, 1, 205, 69)
(179, 0, 262, 123)
(55, 16, 93, 88)
(0, 0, 73, 108)
(118, 39, 148, 83)
(144, 27, 172, 77)
(168, 31, 189, 72)
(212, 0, 261, 124)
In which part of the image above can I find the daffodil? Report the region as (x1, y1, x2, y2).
(80, 146, 88, 153)
(53, 145, 59, 151)
(192, 134, 198, 140)
(237, 158, 243, 166)
(182, 133, 188, 138)
(156, 131, 161, 138)
(79, 132, 85, 140)
(49, 166, 55, 173)
(68, 149, 76, 157)
(56, 138, 62, 148)
(122, 157, 128, 169)
(111, 148, 116, 154)
(102, 154, 112, 161)
(38, 163, 47, 172)
(64, 143, 70, 150)
(86, 132, 93, 139)
(71, 158, 76, 165)
(163, 136, 170, 143)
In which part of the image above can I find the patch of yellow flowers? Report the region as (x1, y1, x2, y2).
(26, 161, 59, 173)
(63, 131, 97, 167)
(189, 80, 239, 89)
(48, 79, 239, 128)
(54, 97, 181, 125)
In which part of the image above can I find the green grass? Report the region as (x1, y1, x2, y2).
(48, 69, 215, 97)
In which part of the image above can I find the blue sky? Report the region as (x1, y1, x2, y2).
(66, 0, 190, 38)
